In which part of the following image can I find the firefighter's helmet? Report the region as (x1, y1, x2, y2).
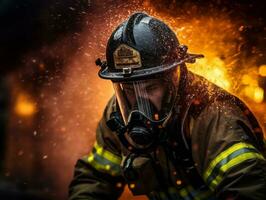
(96, 12, 203, 81)
(96, 12, 203, 128)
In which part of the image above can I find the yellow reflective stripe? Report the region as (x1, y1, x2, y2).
(87, 141, 122, 176)
(88, 154, 120, 176)
(209, 152, 264, 190)
(94, 141, 121, 165)
(203, 142, 256, 181)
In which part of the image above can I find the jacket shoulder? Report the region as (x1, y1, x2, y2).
(190, 95, 262, 172)
(186, 72, 265, 171)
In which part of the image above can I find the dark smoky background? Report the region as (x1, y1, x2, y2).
(0, 0, 265, 200)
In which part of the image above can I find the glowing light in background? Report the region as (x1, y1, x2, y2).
(254, 87, 264, 103)
(244, 86, 264, 103)
(189, 57, 231, 90)
(14, 93, 37, 117)
(240, 69, 265, 103)
(259, 65, 266, 77)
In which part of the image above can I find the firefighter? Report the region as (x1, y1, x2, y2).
(69, 12, 266, 200)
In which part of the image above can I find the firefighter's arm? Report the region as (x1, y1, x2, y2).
(191, 100, 266, 200)
(68, 97, 125, 200)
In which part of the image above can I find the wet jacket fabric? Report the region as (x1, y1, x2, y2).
(69, 67, 266, 200)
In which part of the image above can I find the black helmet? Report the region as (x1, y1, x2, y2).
(96, 12, 203, 81)
(96, 13, 204, 150)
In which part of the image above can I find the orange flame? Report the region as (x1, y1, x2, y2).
(14, 93, 37, 117)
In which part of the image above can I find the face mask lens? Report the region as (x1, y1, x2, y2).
(113, 75, 177, 125)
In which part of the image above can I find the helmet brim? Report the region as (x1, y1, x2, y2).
(98, 60, 185, 82)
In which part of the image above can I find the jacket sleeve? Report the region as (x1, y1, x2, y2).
(191, 100, 266, 200)
(68, 97, 125, 200)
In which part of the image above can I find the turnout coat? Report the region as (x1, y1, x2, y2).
(69, 66, 266, 200)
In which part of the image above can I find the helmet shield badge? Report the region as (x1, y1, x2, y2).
(113, 44, 142, 70)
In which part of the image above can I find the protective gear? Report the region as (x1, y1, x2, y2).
(107, 106, 161, 150)
(96, 12, 203, 81)
(69, 70, 266, 200)
(69, 13, 266, 200)
(125, 110, 161, 148)
(96, 12, 203, 150)
(113, 70, 178, 124)
(112, 71, 179, 149)
(96, 12, 201, 149)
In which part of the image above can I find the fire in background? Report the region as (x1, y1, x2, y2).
(2, 0, 265, 200)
